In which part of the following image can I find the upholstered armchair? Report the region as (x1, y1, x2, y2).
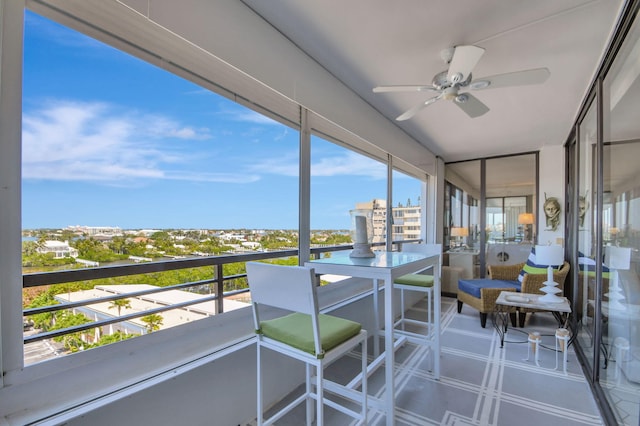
(457, 264, 522, 328)
(457, 261, 570, 328)
(490, 261, 570, 326)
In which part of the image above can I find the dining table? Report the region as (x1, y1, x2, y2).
(306, 249, 441, 426)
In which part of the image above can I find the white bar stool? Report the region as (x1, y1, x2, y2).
(247, 262, 368, 426)
(614, 337, 630, 383)
(393, 243, 441, 379)
(555, 328, 570, 374)
(525, 331, 542, 366)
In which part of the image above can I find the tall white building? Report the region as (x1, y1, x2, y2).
(392, 202, 421, 242)
(355, 199, 421, 243)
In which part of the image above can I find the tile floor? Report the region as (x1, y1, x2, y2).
(263, 296, 606, 425)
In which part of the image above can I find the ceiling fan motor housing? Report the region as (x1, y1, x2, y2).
(432, 70, 472, 90)
(442, 87, 458, 100)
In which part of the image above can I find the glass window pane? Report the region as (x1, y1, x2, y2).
(486, 154, 536, 245)
(22, 11, 300, 360)
(310, 135, 386, 248)
(576, 100, 598, 374)
(392, 169, 424, 243)
(600, 12, 640, 422)
(445, 160, 480, 250)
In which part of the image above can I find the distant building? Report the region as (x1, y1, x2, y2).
(66, 225, 123, 237)
(392, 203, 421, 241)
(218, 232, 247, 242)
(354, 199, 421, 243)
(355, 199, 387, 244)
(37, 240, 79, 259)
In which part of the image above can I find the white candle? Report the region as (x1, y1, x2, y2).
(547, 266, 553, 283)
(355, 215, 368, 244)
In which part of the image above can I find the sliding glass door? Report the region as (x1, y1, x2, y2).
(446, 153, 537, 278)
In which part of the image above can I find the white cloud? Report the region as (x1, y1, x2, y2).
(311, 152, 386, 178)
(22, 100, 386, 185)
(224, 108, 279, 125)
(248, 151, 386, 179)
(21, 100, 251, 184)
(167, 171, 260, 183)
(248, 153, 299, 176)
(143, 115, 211, 140)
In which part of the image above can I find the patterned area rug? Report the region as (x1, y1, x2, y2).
(263, 296, 605, 425)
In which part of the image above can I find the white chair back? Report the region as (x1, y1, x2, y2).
(246, 262, 319, 316)
(247, 262, 368, 425)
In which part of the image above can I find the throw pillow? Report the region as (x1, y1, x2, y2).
(517, 246, 562, 283)
(578, 251, 610, 278)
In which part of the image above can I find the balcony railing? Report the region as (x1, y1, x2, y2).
(23, 240, 420, 350)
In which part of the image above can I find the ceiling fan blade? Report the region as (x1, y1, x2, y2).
(373, 85, 437, 93)
(396, 95, 441, 121)
(448, 45, 485, 83)
(471, 68, 550, 90)
(454, 93, 489, 118)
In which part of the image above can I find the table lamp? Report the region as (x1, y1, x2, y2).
(605, 245, 631, 310)
(450, 227, 469, 249)
(518, 213, 534, 243)
(535, 244, 564, 303)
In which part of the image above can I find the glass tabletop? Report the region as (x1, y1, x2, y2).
(308, 251, 434, 269)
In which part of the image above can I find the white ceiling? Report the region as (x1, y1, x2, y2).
(32, 0, 627, 170)
(241, 0, 624, 162)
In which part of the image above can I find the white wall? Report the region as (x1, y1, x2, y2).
(538, 145, 565, 246)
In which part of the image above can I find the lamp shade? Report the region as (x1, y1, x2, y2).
(535, 245, 563, 266)
(518, 213, 534, 225)
(451, 227, 469, 237)
(605, 246, 631, 270)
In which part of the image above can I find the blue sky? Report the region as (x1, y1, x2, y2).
(22, 11, 420, 230)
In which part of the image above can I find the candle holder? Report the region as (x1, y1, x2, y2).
(605, 246, 631, 311)
(535, 245, 564, 303)
(349, 209, 375, 258)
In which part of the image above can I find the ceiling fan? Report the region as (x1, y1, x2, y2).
(373, 45, 550, 120)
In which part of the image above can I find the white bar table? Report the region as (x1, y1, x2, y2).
(306, 250, 440, 426)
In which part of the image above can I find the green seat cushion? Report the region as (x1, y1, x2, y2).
(394, 273, 434, 287)
(259, 312, 361, 358)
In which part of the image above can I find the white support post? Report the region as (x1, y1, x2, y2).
(0, 0, 27, 384)
(298, 107, 311, 264)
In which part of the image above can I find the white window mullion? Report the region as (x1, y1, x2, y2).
(299, 108, 311, 264)
(0, 0, 27, 383)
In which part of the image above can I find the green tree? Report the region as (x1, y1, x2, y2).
(22, 240, 39, 257)
(88, 331, 137, 347)
(51, 311, 91, 351)
(108, 236, 128, 255)
(27, 291, 58, 330)
(141, 313, 163, 333)
(108, 298, 132, 316)
(126, 240, 151, 257)
(59, 229, 77, 242)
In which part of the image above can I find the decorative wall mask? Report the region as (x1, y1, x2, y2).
(579, 194, 588, 228)
(543, 193, 561, 231)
